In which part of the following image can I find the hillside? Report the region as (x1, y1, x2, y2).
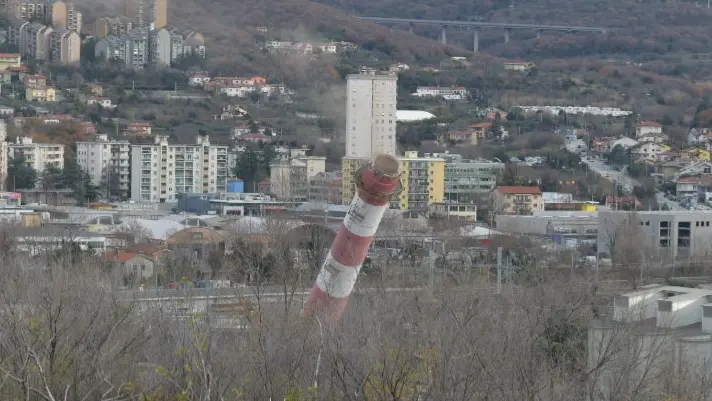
(314, 0, 712, 62)
(165, 0, 464, 71)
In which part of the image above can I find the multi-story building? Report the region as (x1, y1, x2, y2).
(590, 284, 712, 400)
(7, 0, 49, 22)
(122, 122, 151, 137)
(8, 136, 64, 172)
(23, 74, 46, 88)
(93, 16, 133, 38)
(0, 120, 7, 190)
(49, 28, 80, 65)
(25, 86, 55, 101)
(168, 29, 183, 61)
(490, 186, 544, 215)
(597, 210, 712, 262)
(307, 171, 342, 204)
(345, 68, 398, 159)
(94, 35, 128, 63)
(125, 27, 149, 69)
(149, 27, 172, 66)
(341, 151, 445, 210)
(395, 151, 445, 210)
(20, 22, 52, 60)
(95, 27, 148, 69)
(183, 36, 206, 58)
(0, 53, 21, 70)
(124, 0, 167, 29)
(7, 19, 29, 49)
(76, 134, 131, 199)
(443, 154, 504, 203)
(270, 155, 326, 201)
(130, 135, 228, 203)
(49, 1, 82, 32)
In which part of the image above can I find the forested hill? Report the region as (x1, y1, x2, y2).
(313, 0, 712, 58)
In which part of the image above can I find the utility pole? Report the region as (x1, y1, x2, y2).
(496, 247, 503, 294)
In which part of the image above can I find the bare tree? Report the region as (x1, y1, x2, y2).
(0, 253, 147, 401)
(113, 219, 152, 245)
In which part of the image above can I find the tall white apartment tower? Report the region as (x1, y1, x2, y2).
(130, 135, 228, 203)
(0, 120, 7, 190)
(345, 68, 398, 158)
(76, 134, 131, 199)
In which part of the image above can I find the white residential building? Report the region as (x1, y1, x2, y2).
(76, 134, 131, 199)
(188, 73, 210, 87)
(638, 132, 669, 144)
(345, 68, 398, 158)
(635, 121, 663, 138)
(0, 120, 7, 190)
(270, 155, 326, 201)
(149, 27, 172, 66)
(130, 135, 228, 203)
(86, 97, 115, 108)
(630, 142, 666, 161)
(413, 86, 469, 100)
(8, 136, 64, 172)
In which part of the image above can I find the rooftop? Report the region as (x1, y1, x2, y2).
(496, 186, 542, 195)
(609, 284, 712, 335)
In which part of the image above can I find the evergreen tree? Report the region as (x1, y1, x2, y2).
(232, 145, 276, 191)
(6, 158, 37, 190)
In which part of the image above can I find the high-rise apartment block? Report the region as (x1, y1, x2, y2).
(94, 36, 127, 64)
(150, 27, 175, 66)
(130, 135, 228, 203)
(345, 68, 398, 158)
(94, 27, 148, 69)
(7, 1, 49, 22)
(0, 120, 7, 191)
(93, 17, 133, 38)
(124, 0, 167, 29)
(49, 1, 82, 32)
(49, 28, 80, 65)
(76, 134, 131, 199)
(8, 136, 64, 172)
(20, 22, 52, 60)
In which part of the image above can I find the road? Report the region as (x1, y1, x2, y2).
(655, 192, 686, 210)
(581, 156, 688, 210)
(581, 157, 639, 189)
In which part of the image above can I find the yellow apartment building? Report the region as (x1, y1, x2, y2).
(340, 151, 445, 210)
(26, 87, 56, 102)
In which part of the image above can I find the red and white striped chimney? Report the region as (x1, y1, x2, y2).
(302, 153, 401, 324)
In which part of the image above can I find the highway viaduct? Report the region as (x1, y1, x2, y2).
(359, 16, 607, 53)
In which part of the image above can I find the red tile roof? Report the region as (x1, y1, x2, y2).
(242, 133, 270, 139)
(0, 53, 20, 58)
(638, 121, 661, 127)
(605, 195, 642, 206)
(496, 186, 542, 195)
(677, 176, 712, 185)
(127, 243, 166, 257)
(470, 122, 493, 129)
(104, 251, 138, 263)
